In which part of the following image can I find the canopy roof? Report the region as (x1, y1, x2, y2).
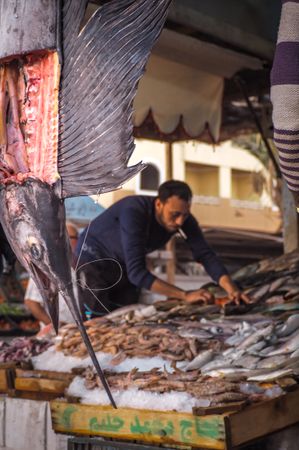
(93, 1, 282, 142)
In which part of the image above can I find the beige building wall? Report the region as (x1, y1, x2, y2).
(98, 138, 281, 234)
(99, 139, 166, 208)
(185, 163, 219, 197)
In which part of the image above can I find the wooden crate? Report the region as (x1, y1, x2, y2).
(11, 369, 74, 401)
(0, 362, 17, 393)
(51, 401, 225, 449)
(50, 388, 299, 450)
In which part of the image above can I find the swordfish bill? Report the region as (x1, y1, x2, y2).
(0, 0, 172, 408)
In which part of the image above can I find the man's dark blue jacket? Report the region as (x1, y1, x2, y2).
(76, 195, 228, 289)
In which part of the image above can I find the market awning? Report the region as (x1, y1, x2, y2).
(133, 28, 264, 142)
(89, 1, 282, 142)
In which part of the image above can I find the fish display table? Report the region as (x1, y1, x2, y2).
(50, 388, 299, 450)
(2, 251, 299, 448)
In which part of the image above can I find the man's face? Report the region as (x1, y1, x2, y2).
(155, 195, 191, 232)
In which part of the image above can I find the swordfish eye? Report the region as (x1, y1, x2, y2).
(30, 243, 42, 260)
(27, 237, 43, 261)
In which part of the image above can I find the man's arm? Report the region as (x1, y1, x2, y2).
(24, 278, 52, 326)
(183, 217, 251, 304)
(150, 278, 214, 303)
(218, 274, 251, 305)
(24, 299, 51, 325)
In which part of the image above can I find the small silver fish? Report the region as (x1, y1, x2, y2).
(247, 340, 267, 355)
(222, 347, 240, 358)
(105, 304, 145, 321)
(225, 333, 248, 346)
(250, 283, 271, 301)
(183, 349, 214, 371)
(269, 277, 287, 292)
(267, 330, 299, 356)
(257, 355, 288, 369)
(205, 367, 250, 378)
(282, 355, 299, 369)
(276, 314, 299, 337)
(178, 328, 213, 340)
(284, 287, 299, 299)
(291, 348, 299, 358)
(200, 358, 232, 373)
(237, 324, 274, 350)
(248, 368, 293, 382)
(227, 348, 247, 361)
(234, 355, 260, 369)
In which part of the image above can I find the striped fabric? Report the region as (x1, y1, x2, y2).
(271, 0, 299, 194)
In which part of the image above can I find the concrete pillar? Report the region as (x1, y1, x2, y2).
(282, 180, 299, 253)
(165, 142, 176, 283)
(165, 142, 173, 180)
(166, 237, 176, 284)
(172, 143, 185, 180)
(219, 166, 231, 198)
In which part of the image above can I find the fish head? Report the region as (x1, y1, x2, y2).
(0, 179, 77, 327)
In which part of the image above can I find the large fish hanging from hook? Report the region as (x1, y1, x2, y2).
(0, 0, 172, 407)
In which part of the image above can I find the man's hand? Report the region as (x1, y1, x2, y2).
(185, 288, 215, 304)
(227, 289, 252, 305)
(218, 274, 252, 305)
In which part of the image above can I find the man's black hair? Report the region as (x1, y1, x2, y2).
(158, 180, 193, 203)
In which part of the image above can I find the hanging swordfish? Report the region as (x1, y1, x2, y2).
(0, 0, 172, 407)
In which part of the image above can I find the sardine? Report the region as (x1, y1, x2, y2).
(105, 304, 145, 321)
(256, 355, 288, 369)
(237, 325, 274, 350)
(178, 328, 213, 340)
(247, 340, 267, 355)
(247, 368, 293, 382)
(200, 358, 232, 373)
(266, 330, 299, 356)
(276, 314, 299, 337)
(259, 345, 277, 356)
(234, 355, 260, 369)
(284, 287, 299, 299)
(205, 367, 250, 378)
(250, 283, 271, 301)
(183, 350, 214, 371)
(291, 348, 299, 358)
(225, 334, 248, 346)
(269, 277, 287, 292)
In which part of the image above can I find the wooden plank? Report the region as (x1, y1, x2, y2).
(0, 362, 18, 369)
(0, 370, 8, 392)
(0, 367, 16, 392)
(50, 401, 226, 449)
(8, 390, 60, 402)
(15, 377, 69, 394)
(228, 389, 299, 447)
(15, 369, 74, 381)
(193, 401, 247, 416)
